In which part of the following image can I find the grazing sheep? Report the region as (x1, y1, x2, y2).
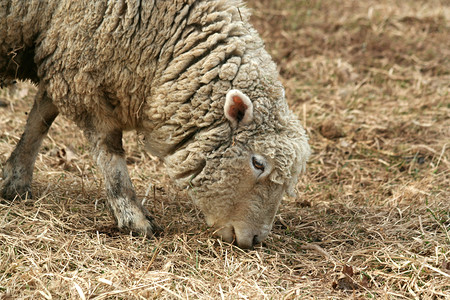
(0, 0, 310, 248)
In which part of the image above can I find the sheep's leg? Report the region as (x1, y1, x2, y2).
(2, 90, 59, 200)
(84, 128, 157, 237)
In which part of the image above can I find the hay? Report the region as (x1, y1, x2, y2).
(1, 0, 449, 298)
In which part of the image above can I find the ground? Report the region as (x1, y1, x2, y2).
(0, 0, 449, 299)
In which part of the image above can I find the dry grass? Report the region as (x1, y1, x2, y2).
(1, 0, 449, 298)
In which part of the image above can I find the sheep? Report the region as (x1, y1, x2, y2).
(0, 0, 310, 249)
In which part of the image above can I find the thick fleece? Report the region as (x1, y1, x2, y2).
(0, 0, 310, 248)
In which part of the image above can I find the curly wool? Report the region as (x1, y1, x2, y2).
(1, 0, 310, 214)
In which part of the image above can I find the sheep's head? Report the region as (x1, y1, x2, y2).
(164, 88, 310, 248)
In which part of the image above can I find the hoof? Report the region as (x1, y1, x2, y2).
(117, 213, 161, 238)
(1, 183, 33, 201)
(2, 161, 33, 201)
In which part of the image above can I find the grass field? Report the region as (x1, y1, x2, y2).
(1, 0, 449, 298)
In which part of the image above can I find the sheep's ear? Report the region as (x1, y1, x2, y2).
(224, 89, 253, 127)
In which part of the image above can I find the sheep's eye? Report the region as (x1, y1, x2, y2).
(252, 156, 265, 172)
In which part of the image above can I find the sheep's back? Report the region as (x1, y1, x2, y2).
(34, 1, 202, 128)
(34, 0, 253, 135)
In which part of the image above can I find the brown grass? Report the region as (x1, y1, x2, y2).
(1, 0, 449, 298)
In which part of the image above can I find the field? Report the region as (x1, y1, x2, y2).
(1, 0, 449, 299)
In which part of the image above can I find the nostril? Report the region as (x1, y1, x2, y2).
(252, 235, 259, 246)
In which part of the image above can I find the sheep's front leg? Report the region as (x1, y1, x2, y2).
(2, 89, 58, 200)
(85, 129, 157, 237)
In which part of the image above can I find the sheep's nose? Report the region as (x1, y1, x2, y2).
(235, 234, 263, 249)
(235, 229, 268, 249)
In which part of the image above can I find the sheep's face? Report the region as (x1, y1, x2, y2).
(184, 89, 310, 249)
(191, 148, 286, 249)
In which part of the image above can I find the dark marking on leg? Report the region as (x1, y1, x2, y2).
(104, 130, 125, 156)
(82, 124, 158, 237)
(2, 88, 59, 200)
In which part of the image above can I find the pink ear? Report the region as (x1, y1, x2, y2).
(224, 89, 253, 127)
